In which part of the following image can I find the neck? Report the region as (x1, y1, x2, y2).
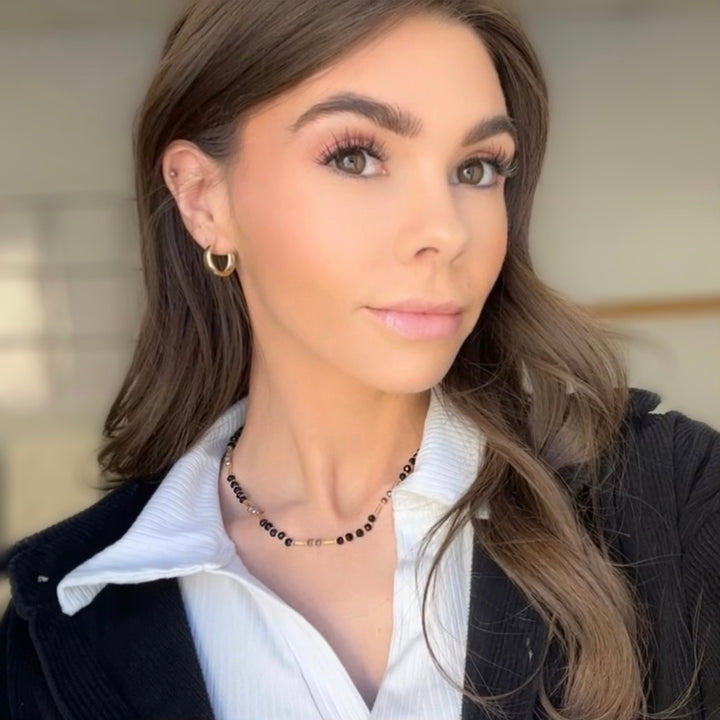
(225, 372, 430, 525)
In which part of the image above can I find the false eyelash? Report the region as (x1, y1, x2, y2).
(317, 129, 519, 181)
(465, 142, 519, 180)
(317, 128, 389, 166)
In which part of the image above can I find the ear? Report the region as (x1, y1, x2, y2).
(161, 140, 236, 256)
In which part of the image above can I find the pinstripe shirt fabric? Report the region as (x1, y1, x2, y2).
(56, 384, 490, 720)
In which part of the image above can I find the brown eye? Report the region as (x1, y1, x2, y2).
(458, 160, 495, 186)
(334, 148, 367, 174)
(319, 133, 386, 178)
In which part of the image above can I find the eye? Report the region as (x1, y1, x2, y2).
(457, 157, 507, 187)
(317, 129, 518, 188)
(317, 129, 387, 178)
(452, 148, 518, 188)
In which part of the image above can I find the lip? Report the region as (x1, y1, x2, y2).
(366, 307, 463, 339)
(371, 298, 464, 314)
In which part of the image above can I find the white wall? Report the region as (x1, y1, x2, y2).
(0, 29, 163, 196)
(0, 30, 164, 566)
(519, 5, 720, 425)
(526, 8, 720, 302)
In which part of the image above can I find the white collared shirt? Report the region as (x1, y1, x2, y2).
(57, 385, 489, 720)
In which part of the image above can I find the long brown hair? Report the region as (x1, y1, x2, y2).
(97, 1, 694, 718)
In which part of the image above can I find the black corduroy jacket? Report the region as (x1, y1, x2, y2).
(1, 388, 719, 720)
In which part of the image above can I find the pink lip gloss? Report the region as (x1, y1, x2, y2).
(366, 308, 463, 339)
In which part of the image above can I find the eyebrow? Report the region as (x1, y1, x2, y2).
(288, 91, 518, 149)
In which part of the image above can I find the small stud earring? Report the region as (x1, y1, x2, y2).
(169, 170, 178, 178)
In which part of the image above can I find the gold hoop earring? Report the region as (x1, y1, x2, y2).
(203, 244, 237, 278)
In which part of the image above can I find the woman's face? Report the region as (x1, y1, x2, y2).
(217, 13, 516, 393)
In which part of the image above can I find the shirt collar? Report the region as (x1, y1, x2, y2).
(57, 384, 487, 616)
(395, 384, 487, 508)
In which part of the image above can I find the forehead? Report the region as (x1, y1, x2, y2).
(245, 14, 508, 134)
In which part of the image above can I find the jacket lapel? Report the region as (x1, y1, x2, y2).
(459, 389, 662, 720)
(461, 532, 553, 720)
(5, 479, 216, 720)
(28, 578, 216, 720)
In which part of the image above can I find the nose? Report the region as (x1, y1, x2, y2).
(396, 171, 470, 262)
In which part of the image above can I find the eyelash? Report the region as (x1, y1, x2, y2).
(316, 128, 518, 187)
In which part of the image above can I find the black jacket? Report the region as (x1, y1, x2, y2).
(1, 388, 719, 720)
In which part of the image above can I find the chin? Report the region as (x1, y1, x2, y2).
(355, 356, 458, 396)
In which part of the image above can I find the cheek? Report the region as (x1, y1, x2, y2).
(490, 212, 509, 269)
(468, 196, 509, 284)
(233, 165, 362, 315)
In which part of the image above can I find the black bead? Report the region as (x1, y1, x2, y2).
(356, 529, 364, 537)
(368, 514, 376, 523)
(337, 537, 344, 545)
(364, 523, 372, 531)
(269, 529, 277, 537)
(403, 464, 412, 473)
(284, 538, 293, 546)
(278, 531, 286, 540)
(259, 519, 267, 528)
(345, 533, 354, 542)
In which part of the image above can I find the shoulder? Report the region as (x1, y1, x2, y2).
(561, 388, 720, 557)
(0, 476, 163, 617)
(620, 390, 720, 542)
(619, 393, 720, 712)
(0, 474, 168, 714)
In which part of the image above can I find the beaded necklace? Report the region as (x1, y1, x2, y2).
(222, 424, 419, 547)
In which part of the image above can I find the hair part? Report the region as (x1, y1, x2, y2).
(97, 1, 697, 717)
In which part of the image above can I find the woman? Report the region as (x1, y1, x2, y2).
(1, 1, 718, 718)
